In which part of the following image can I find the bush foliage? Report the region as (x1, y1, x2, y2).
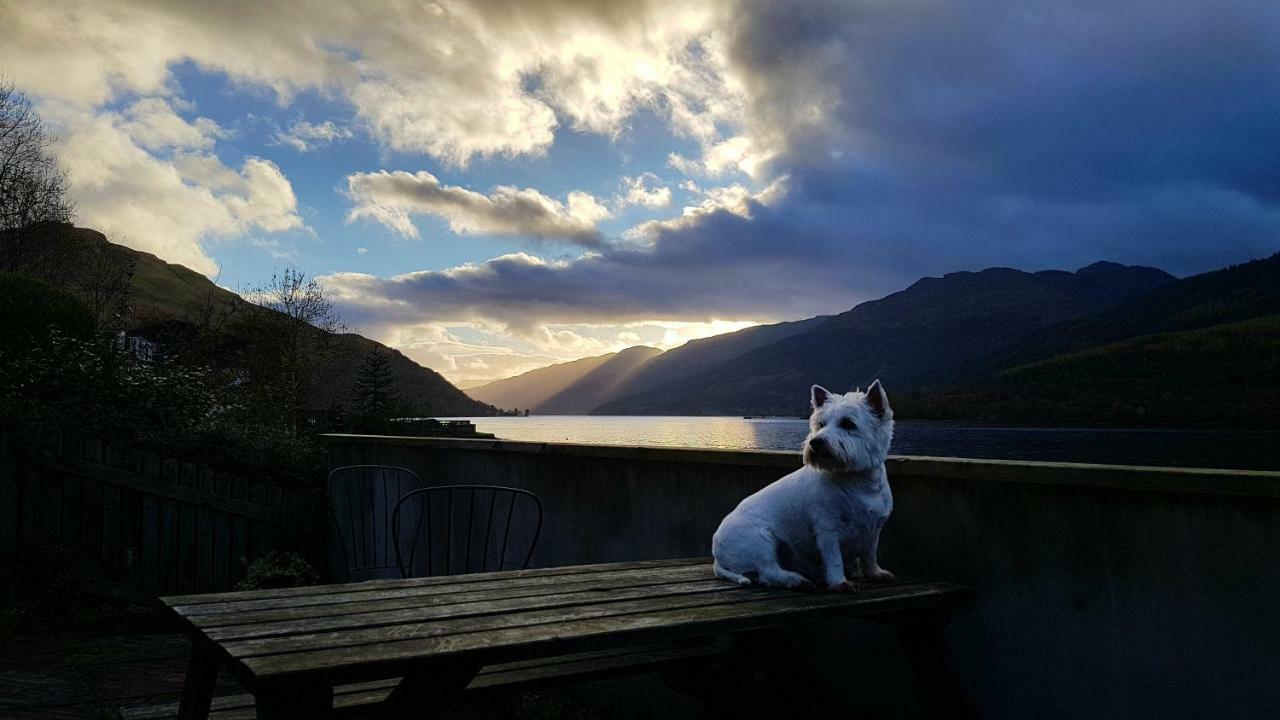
(0, 271, 95, 346)
(0, 273, 326, 482)
(236, 551, 319, 591)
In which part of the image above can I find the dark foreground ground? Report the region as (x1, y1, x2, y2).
(0, 604, 700, 720)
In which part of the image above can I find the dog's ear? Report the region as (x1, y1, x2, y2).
(866, 379, 889, 417)
(811, 385, 831, 409)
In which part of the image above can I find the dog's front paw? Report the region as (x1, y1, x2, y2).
(787, 576, 817, 592)
(827, 580, 860, 594)
(864, 568, 896, 583)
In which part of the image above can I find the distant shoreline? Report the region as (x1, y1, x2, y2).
(458, 414, 1277, 433)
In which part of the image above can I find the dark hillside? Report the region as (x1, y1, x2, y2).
(900, 315, 1280, 427)
(595, 316, 830, 411)
(1, 224, 492, 416)
(536, 346, 663, 414)
(467, 352, 618, 412)
(599, 263, 1174, 415)
(982, 253, 1280, 373)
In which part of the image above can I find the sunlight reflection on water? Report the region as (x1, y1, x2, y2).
(460, 415, 807, 451)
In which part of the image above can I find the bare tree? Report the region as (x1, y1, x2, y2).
(0, 79, 73, 233)
(193, 266, 239, 335)
(0, 79, 131, 331)
(75, 239, 137, 329)
(240, 267, 346, 433)
(248, 267, 345, 335)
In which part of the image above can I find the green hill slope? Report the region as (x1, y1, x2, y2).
(3, 224, 492, 417)
(126, 245, 243, 323)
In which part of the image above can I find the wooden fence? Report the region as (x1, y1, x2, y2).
(0, 430, 324, 596)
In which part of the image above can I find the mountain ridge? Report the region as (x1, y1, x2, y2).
(596, 261, 1177, 415)
(469, 346, 663, 414)
(470, 259, 1196, 419)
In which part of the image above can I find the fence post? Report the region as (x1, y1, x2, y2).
(0, 434, 20, 599)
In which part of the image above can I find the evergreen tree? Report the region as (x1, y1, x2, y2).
(353, 348, 398, 421)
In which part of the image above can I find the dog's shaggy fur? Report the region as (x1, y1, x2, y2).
(712, 382, 895, 591)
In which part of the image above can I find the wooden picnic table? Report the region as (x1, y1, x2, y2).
(161, 557, 972, 719)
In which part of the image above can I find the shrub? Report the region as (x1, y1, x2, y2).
(236, 551, 319, 591)
(7, 544, 92, 617)
(0, 271, 95, 350)
(0, 328, 216, 438)
(0, 268, 330, 484)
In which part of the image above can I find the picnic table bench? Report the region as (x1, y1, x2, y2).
(131, 557, 973, 719)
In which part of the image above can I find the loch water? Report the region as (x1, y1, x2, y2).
(446, 415, 1280, 471)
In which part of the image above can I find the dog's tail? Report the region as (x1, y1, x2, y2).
(713, 559, 754, 586)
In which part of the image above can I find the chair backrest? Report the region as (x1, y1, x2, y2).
(327, 464, 424, 581)
(392, 485, 543, 578)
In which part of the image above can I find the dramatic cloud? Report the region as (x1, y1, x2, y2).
(625, 179, 786, 240)
(346, 171, 611, 245)
(46, 99, 303, 274)
(668, 135, 773, 180)
(120, 98, 226, 152)
(720, 0, 1280, 277)
(0, 0, 751, 278)
(616, 174, 672, 210)
(320, 198, 862, 334)
(273, 119, 353, 152)
(0, 1, 747, 167)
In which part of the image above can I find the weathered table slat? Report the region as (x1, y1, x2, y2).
(164, 556, 708, 606)
(179, 562, 714, 623)
(238, 581, 958, 682)
(222, 583, 753, 656)
(220, 576, 940, 656)
(205, 578, 743, 642)
(163, 557, 970, 719)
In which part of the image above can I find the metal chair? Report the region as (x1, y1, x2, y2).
(327, 464, 424, 581)
(392, 485, 543, 577)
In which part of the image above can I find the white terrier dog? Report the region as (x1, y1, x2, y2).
(713, 382, 895, 592)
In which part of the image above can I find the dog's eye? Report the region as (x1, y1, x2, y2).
(839, 418, 857, 431)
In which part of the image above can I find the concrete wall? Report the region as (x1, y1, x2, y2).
(326, 434, 1280, 719)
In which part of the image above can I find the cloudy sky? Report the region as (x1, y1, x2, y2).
(3, 0, 1278, 387)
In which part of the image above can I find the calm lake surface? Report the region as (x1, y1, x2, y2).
(447, 416, 1280, 471)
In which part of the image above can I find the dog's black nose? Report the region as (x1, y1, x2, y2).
(809, 437, 828, 452)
